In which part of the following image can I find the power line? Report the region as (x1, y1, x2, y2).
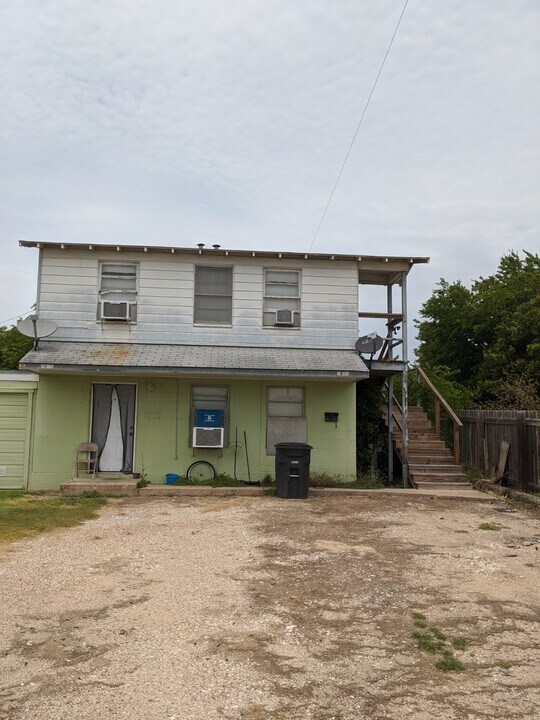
(308, 0, 410, 252)
(0, 309, 34, 327)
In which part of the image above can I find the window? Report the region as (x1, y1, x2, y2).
(263, 270, 301, 327)
(98, 263, 137, 321)
(266, 387, 307, 454)
(191, 385, 229, 447)
(194, 266, 233, 325)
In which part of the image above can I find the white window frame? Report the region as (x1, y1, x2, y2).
(266, 386, 306, 455)
(193, 265, 233, 326)
(263, 268, 301, 328)
(98, 262, 138, 322)
(189, 384, 230, 448)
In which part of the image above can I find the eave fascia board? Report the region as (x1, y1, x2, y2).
(19, 240, 429, 268)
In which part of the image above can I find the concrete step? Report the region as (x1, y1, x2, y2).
(139, 485, 264, 497)
(61, 479, 139, 497)
(413, 481, 472, 490)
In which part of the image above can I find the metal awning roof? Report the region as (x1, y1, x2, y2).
(19, 342, 369, 381)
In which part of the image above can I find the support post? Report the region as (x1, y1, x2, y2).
(387, 283, 394, 485)
(401, 272, 408, 487)
(516, 411, 528, 491)
(453, 422, 461, 465)
(476, 414, 484, 470)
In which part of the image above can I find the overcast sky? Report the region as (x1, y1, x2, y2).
(1, 0, 539, 343)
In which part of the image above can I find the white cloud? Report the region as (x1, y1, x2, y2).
(1, 0, 539, 338)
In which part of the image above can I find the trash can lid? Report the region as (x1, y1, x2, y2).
(274, 442, 313, 449)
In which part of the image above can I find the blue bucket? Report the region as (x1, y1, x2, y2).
(165, 473, 179, 485)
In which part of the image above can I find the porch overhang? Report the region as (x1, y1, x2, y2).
(366, 360, 407, 377)
(19, 341, 369, 382)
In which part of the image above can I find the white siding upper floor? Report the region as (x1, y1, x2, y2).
(37, 248, 360, 349)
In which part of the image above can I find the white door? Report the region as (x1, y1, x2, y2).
(99, 387, 124, 471)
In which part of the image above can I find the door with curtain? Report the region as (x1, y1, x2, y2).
(91, 384, 136, 473)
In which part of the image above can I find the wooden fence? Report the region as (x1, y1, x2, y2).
(459, 409, 540, 491)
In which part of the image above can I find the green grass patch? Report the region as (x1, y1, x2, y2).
(435, 653, 465, 672)
(410, 612, 467, 672)
(495, 659, 512, 669)
(429, 627, 447, 641)
(0, 490, 27, 499)
(478, 522, 503, 531)
(411, 631, 445, 654)
(174, 473, 248, 487)
(412, 612, 428, 628)
(0, 493, 106, 545)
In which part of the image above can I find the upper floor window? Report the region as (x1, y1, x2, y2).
(98, 263, 138, 322)
(263, 270, 301, 327)
(194, 266, 233, 325)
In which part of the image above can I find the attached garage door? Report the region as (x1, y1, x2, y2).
(0, 392, 32, 489)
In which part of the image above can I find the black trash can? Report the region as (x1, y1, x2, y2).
(274, 442, 312, 499)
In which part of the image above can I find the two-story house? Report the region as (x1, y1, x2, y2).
(17, 241, 428, 489)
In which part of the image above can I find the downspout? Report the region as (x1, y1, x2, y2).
(174, 379, 180, 460)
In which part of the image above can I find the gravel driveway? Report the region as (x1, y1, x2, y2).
(0, 494, 539, 720)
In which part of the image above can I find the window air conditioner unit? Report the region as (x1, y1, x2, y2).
(101, 300, 132, 321)
(274, 309, 295, 326)
(193, 427, 224, 448)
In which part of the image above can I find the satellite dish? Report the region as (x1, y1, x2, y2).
(355, 333, 384, 355)
(17, 316, 57, 350)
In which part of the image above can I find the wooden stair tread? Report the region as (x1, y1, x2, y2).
(385, 405, 468, 492)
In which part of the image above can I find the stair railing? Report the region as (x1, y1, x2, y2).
(412, 366, 462, 464)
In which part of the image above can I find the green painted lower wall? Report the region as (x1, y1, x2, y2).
(28, 375, 357, 489)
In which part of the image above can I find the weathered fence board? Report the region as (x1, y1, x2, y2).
(459, 409, 540, 490)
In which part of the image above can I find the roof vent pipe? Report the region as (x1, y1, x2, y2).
(197, 243, 205, 250)
(212, 244, 221, 250)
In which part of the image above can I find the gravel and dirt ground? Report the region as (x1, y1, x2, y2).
(0, 493, 539, 720)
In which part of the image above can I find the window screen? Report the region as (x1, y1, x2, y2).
(99, 263, 137, 321)
(194, 266, 233, 325)
(266, 387, 306, 454)
(263, 270, 300, 327)
(191, 385, 229, 445)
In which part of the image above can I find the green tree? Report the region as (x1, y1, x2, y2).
(415, 251, 540, 406)
(0, 326, 33, 370)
